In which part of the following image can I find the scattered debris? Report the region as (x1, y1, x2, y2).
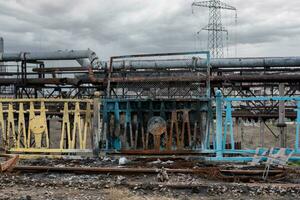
(0, 154, 19, 172)
(148, 159, 162, 165)
(116, 175, 126, 185)
(157, 167, 169, 182)
(118, 157, 129, 165)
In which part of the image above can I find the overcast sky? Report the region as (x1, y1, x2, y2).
(0, 0, 299, 60)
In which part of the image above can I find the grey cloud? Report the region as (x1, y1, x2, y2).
(0, 0, 300, 59)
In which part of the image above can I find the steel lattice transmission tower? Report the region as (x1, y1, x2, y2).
(192, 0, 236, 58)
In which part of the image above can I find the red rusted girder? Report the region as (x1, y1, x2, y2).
(0, 74, 300, 86)
(14, 165, 217, 175)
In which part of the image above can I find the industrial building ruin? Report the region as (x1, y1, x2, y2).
(0, 39, 299, 161)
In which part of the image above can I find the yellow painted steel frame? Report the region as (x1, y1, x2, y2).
(0, 98, 93, 156)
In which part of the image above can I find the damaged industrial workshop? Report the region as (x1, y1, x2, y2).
(1, 0, 300, 199)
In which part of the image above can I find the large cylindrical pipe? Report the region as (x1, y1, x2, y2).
(111, 57, 300, 69)
(0, 49, 102, 68)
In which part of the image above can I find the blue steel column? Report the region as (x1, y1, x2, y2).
(114, 101, 120, 149)
(296, 101, 300, 151)
(223, 101, 234, 150)
(215, 90, 223, 158)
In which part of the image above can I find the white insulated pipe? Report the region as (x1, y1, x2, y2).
(0, 49, 102, 68)
(110, 57, 300, 69)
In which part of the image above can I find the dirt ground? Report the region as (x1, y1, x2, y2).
(0, 185, 295, 200)
(1, 157, 300, 200)
(0, 172, 299, 200)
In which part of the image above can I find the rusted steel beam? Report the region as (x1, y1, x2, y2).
(0, 74, 300, 86)
(0, 78, 82, 86)
(12, 165, 286, 181)
(14, 165, 218, 174)
(232, 111, 297, 119)
(117, 150, 201, 155)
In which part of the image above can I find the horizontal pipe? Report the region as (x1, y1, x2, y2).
(2, 50, 91, 61)
(1, 50, 102, 68)
(1, 74, 300, 86)
(111, 57, 300, 70)
(107, 74, 300, 83)
(32, 67, 98, 72)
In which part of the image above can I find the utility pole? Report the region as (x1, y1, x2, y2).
(192, 0, 236, 58)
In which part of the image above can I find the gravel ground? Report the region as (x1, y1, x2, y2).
(1, 157, 300, 199)
(0, 172, 299, 200)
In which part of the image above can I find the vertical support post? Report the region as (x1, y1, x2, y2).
(204, 100, 214, 150)
(223, 101, 234, 150)
(17, 103, 27, 148)
(295, 101, 300, 152)
(60, 102, 71, 149)
(125, 101, 133, 148)
(229, 103, 234, 150)
(215, 90, 223, 158)
(71, 102, 82, 149)
(259, 117, 265, 148)
(83, 102, 91, 149)
(278, 83, 286, 148)
(240, 118, 244, 144)
(38, 63, 45, 79)
(21, 60, 27, 84)
(204, 51, 212, 151)
(114, 101, 121, 150)
(206, 53, 211, 98)
(92, 92, 101, 156)
(0, 103, 5, 149)
(235, 117, 239, 143)
(0, 37, 5, 73)
(169, 111, 179, 150)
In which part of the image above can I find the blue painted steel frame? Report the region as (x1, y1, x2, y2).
(106, 51, 212, 150)
(208, 90, 300, 162)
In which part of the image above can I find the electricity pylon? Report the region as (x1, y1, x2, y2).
(192, 0, 236, 58)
